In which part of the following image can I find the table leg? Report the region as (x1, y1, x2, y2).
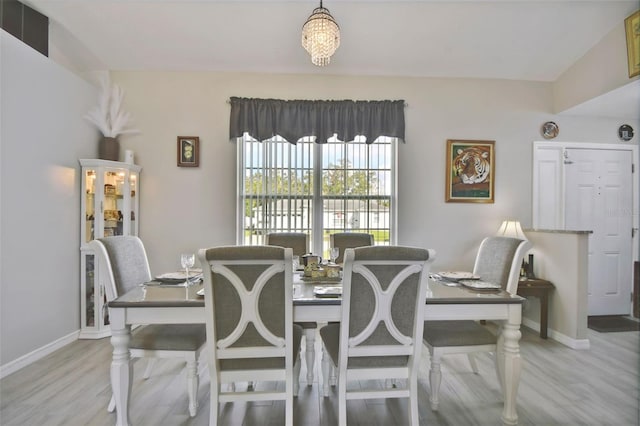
(304, 328, 316, 384)
(540, 291, 549, 339)
(496, 306, 522, 426)
(110, 309, 132, 426)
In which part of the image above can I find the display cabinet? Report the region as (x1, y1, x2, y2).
(79, 159, 141, 339)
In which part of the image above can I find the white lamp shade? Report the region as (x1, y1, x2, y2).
(496, 220, 528, 241)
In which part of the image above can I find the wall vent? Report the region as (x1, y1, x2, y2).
(1, 0, 48, 56)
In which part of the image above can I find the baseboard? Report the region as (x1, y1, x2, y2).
(522, 317, 541, 335)
(549, 330, 590, 350)
(0, 330, 79, 379)
(522, 317, 590, 350)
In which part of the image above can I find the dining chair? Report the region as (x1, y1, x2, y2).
(319, 245, 435, 426)
(198, 245, 303, 426)
(329, 232, 375, 264)
(265, 232, 318, 385)
(265, 232, 309, 258)
(422, 236, 532, 411)
(89, 236, 206, 417)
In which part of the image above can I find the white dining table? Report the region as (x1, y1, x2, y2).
(107, 275, 524, 426)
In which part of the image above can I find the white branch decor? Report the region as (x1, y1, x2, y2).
(84, 77, 139, 138)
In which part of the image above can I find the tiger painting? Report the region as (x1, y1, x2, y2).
(453, 147, 491, 184)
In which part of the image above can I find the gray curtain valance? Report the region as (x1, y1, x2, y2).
(229, 97, 405, 144)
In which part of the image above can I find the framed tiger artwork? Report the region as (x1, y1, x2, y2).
(445, 139, 495, 203)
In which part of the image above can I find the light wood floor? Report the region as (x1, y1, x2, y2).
(1, 326, 638, 425)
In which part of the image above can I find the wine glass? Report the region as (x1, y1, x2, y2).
(330, 247, 339, 264)
(180, 253, 195, 286)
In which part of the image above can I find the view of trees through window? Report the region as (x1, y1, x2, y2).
(237, 135, 396, 257)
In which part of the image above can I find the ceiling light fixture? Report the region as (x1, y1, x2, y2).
(301, 0, 340, 67)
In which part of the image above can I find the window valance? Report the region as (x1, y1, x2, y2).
(229, 97, 405, 144)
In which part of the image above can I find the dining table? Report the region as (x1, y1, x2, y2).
(107, 272, 525, 426)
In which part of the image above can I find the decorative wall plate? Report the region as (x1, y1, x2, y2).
(618, 124, 634, 141)
(541, 121, 559, 139)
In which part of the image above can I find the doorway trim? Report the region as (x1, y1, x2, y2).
(532, 141, 639, 313)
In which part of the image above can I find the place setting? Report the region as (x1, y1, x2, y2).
(144, 253, 203, 288)
(430, 271, 501, 291)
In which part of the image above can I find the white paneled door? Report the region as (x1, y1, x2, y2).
(564, 148, 633, 315)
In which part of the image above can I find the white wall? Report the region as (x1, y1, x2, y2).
(111, 71, 636, 276)
(553, 21, 639, 114)
(525, 230, 591, 349)
(0, 31, 97, 369)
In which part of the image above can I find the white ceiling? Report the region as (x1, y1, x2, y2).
(25, 0, 640, 118)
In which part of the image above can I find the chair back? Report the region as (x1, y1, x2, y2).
(198, 245, 294, 373)
(265, 232, 309, 257)
(472, 236, 532, 294)
(89, 236, 152, 301)
(330, 232, 375, 264)
(339, 246, 434, 369)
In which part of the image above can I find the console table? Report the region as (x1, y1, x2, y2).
(517, 278, 554, 339)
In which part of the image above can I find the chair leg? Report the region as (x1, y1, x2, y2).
(107, 394, 116, 412)
(143, 358, 157, 379)
(329, 362, 337, 386)
(408, 376, 419, 426)
(186, 357, 198, 417)
(286, 373, 294, 426)
(304, 328, 316, 384)
(338, 363, 347, 426)
(209, 379, 220, 426)
(429, 354, 442, 411)
(293, 353, 301, 397)
(467, 353, 479, 374)
(495, 327, 506, 396)
(321, 345, 332, 397)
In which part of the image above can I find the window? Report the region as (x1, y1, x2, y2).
(237, 135, 397, 257)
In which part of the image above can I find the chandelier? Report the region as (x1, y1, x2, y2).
(301, 0, 340, 67)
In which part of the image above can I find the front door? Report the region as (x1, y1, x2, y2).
(564, 148, 633, 315)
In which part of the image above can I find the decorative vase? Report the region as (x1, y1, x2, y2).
(99, 137, 120, 161)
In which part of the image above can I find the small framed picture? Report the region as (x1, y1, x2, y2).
(177, 136, 199, 167)
(445, 139, 495, 203)
(625, 10, 640, 78)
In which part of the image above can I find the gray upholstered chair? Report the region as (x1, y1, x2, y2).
(265, 232, 318, 385)
(422, 236, 532, 411)
(319, 246, 435, 426)
(198, 245, 303, 426)
(329, 232, 375, 264)
(265, 232, 309, 258)
(90, 236, 206, 417)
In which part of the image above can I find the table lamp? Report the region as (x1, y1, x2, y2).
(495, 220, 528, 241)
(496, 220, 534, 278)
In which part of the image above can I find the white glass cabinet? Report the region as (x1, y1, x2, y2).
(79, 159, 142, 338)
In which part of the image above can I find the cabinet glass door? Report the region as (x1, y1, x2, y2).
(103, 169, 123, 238)
(79, 159, 141, 339)
(83, 168, 96, 243)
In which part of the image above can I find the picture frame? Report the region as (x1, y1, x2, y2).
(625, 10, 640, 78)
(177, 136, 199, 167)
(445, 139, 495, 203)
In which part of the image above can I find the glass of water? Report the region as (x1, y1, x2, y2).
(180, 253, 195, 286)
(330, 247, 339, 264)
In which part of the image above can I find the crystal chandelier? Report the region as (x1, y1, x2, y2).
(301, 0, 340, 67)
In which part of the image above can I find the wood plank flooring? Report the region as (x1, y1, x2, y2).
(1, 326, 638, 425)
